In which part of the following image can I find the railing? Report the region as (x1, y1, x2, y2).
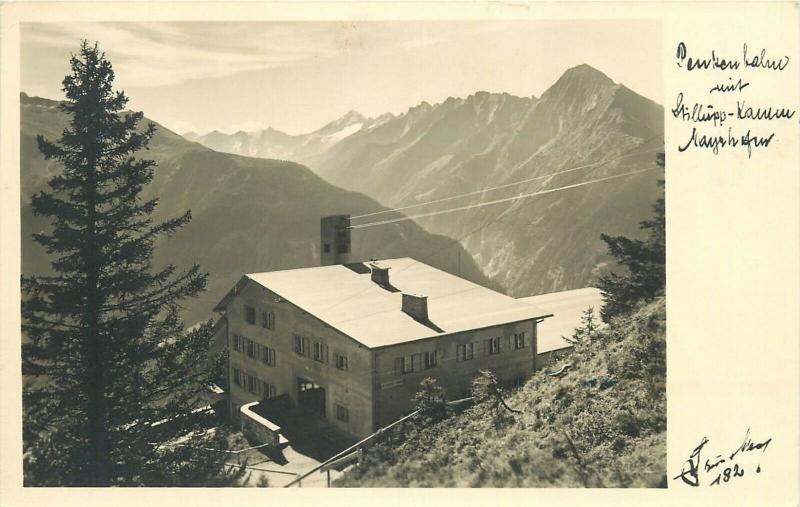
(284, 396, 474, 488)
(155, 440, 276, 466)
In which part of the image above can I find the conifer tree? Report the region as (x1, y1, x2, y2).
(597, 154, 665, 321)
(564, 306, 600, 350)
(22, 41, 239, 486)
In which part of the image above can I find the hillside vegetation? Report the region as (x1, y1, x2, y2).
(335, 298, 666, 487)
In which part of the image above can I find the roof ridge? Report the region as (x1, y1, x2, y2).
(222, 257, 552, 349)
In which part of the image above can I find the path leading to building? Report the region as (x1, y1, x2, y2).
(232, 406, 358, 487)
(237, 443, 334, 487)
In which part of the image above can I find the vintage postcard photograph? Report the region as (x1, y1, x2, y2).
(1, 2, 797, 506)
(17, 18, 665, 488)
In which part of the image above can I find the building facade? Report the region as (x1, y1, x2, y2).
(214, 256, 552, 439)
(214, 275, 376, 437)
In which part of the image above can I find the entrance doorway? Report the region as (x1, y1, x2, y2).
(297, 378, 326, 417)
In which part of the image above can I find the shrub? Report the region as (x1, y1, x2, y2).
(412, 377, 448, 424)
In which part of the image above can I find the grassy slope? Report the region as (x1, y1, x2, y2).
(336, 298, 666, 487)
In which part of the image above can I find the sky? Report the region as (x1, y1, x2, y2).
(21, 21, 662, 135)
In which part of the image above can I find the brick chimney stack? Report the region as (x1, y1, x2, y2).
(402, 293, 428, 322)
(320, 215, 352, 266)
(370, 264, 390, 287)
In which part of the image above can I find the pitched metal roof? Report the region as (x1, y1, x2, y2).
(518, 287, 604, 353)
(233, 258, 551, 349)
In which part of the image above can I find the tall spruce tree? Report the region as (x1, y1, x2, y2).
(597, 153, 666, 321)
(22, 41, 239, 486)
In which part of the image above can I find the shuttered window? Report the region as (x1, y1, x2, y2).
(514, 332, 526, 350)
(261, 381, 277, 399)
(489, 337, 501, 355)
(457, 343, 475, 361)
(335, 353, 348, 371)
(261, 345, 276, 367)
(293, 334, 308, 356)
(313, 342, 329, 363)
(232, 335, 246, 353)
(246, 373, 258, 394)
(261, 311, 275, 330)
(402, 355, 413, 374)
(394, 355, 415, 375)
(424, 351, 438, 368)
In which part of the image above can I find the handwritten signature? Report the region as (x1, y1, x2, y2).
(673, 429, 772, 487)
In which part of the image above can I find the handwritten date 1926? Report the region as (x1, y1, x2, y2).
(673, 429, 772, 487)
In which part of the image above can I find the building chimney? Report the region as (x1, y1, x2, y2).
(320, 215, 352, 266)
(370, 264, 390, 287)
(402, 293, 428, 322)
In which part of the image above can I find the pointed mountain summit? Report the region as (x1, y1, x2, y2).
(317, 109, 367, 134)
(303, 64, 664, 298)
(179, 65, 664, 300)
(538, 64, 618, 111)
(554, 64, 615, 87)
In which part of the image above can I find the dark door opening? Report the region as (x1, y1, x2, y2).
(297, 378, 326, 417)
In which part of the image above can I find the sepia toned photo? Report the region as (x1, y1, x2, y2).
(18, 20, 667, 488)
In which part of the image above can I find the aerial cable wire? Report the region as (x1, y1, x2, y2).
(349, 166, 658, 230)
(320, 141, 663, 314)
(350, 138, 664, 221)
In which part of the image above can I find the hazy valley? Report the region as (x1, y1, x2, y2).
(188, 65, 665, 298)
(20, 94, 493, 325)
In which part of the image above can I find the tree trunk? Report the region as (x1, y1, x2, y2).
(83, 151, 110, 486)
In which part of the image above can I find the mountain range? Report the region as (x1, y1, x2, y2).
(183, 109, 393, 163)
(20, 93, 493, 325)
(186, 64, 665, 297)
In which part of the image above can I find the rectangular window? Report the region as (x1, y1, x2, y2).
(233, 368, 242, 387)
(424, 351, 438, 368)
(261, 346, 276, 367)
(246, 339, 257, 359)
(246, 373, 258, 394)
(261, 381, 277, 399)
(313, 342, 328, 363)
(458, 343, 475, 361)
(261, 311, 274, 330)
(335, 353, 348, 371)
(401, 355, 415, 374)
(489, 337, 501, 355)
(294, 334, 308, 356)
(335, 404, 350, 423)
(245, 305, 256, 325)
(232, 335, 245, 353)
(514, 332, 526, 350)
